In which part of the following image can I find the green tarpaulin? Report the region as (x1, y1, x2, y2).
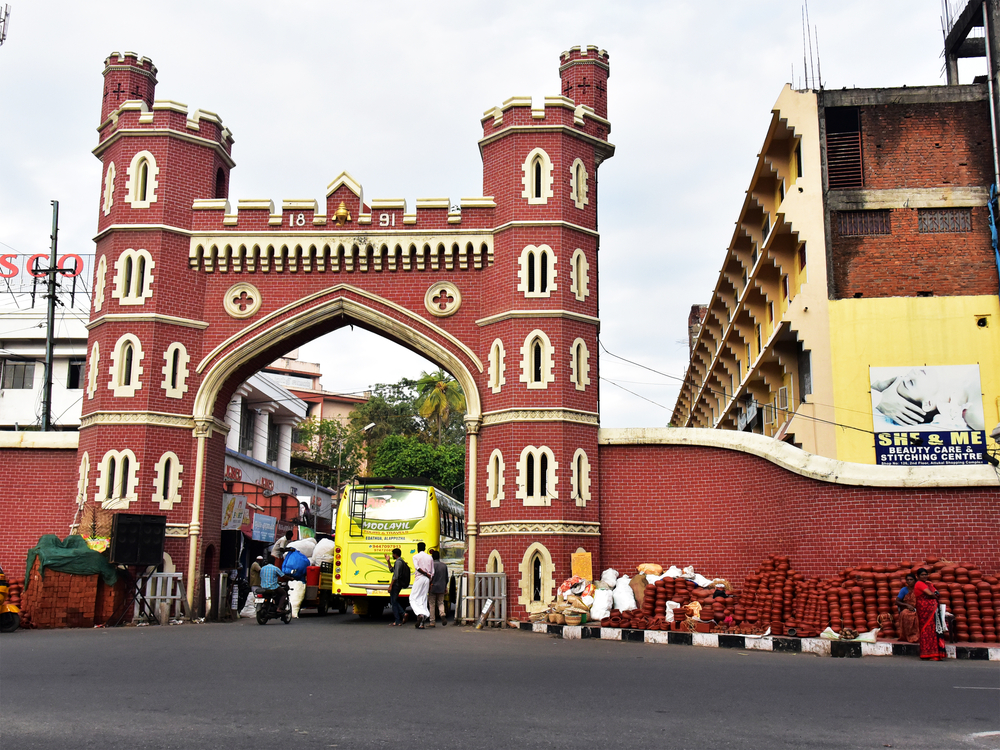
(25, 534, 118, 589)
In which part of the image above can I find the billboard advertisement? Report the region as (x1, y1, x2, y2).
(870, 365, 986, 466)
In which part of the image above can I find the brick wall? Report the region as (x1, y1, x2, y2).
(0, 447, 79, 581)
(830, 206, 997, 298)
(598, 442, 1000, 586)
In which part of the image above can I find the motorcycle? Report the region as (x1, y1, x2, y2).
(255, 583, 292, 625)
(0, 564, 21, 633)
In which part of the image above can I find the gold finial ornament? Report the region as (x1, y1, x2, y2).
(334, 201, 351, 226)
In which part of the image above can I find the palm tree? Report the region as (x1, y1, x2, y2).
(414, 369, 466, 445)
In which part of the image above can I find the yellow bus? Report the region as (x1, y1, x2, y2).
(332, 478, 465, 617)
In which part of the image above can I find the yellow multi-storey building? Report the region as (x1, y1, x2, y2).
(671, 82, 1000, 465)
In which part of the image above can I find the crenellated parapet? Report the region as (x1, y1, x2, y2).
(189, 171, 496, 234)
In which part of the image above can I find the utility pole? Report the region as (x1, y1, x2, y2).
(41, 200, 59, 431)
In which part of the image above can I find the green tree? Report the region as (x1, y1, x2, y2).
(291, 417, 360, 490)
(368, 434, 465, 500)
(414, 369, 466, 446)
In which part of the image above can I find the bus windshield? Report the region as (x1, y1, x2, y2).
(350, 487, 428, 521)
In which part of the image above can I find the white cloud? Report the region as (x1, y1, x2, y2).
(0, 0, 960, 427)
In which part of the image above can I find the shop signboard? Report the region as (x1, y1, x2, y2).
(870, 364, 987, 466)
(251, 511, 277, 542)
(0, 253, 94, 302)
(222, 495, 248, 530)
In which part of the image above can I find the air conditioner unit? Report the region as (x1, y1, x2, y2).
(777, 386, 789, 411)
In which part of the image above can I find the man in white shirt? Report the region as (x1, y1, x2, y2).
(410, 542, 434, 629)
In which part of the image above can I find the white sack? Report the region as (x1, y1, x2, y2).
(664, 600, 681, 623)
(289, 538, 317, 558)
(600, 568, 619, 588)
(311, 538, 335, 565)
(612, 576, 637, 611)
(663, 566, 683, 578)
(692, 573, 712, 588)
(590, 589, 614, 620)
(288, 580, 307, 618)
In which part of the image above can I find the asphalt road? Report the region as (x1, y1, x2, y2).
(1, 612, 998, 750)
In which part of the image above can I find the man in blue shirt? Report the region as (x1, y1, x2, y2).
(259, 558, 288, 612)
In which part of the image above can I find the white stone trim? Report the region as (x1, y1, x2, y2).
(95, 448, 139, 509)
(124, 150, 159, 209)
(518, 541, 555, 612)
(488, 338, 506, 394)
(161, 342, 190, 399)
(571, 448, 591, 507)
(570, 248, 590, 302)
(93, 255, 107, 312)
(597, 427, 1000, 488)
(487, 448, 505, 508)
(570, 337, 591, 391)
(102, 162, 116, 216)
(108, 333, 144, 398)
(77, 452, 90, 507)
(86, 342, 100, 400)
(521, 147, 554, 205)
(152, 451, 183, 510)
(112, 248, 155, 306)
(520, 329, 555, 389)
(517, 244, 557, 298)
(570, 158, 589, 210)
(516, 445, 558, 506)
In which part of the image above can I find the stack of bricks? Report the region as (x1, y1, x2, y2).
(22, 559, 100, 629)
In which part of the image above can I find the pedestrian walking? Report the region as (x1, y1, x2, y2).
(410, 542, 434, 629)
(384, 548, 410, 626)
(427, 549, 448, 627)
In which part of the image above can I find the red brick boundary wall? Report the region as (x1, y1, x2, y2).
(4, 428, 999, 621)
(0, 434, 79, 581)
(598, 429, 1000, 586)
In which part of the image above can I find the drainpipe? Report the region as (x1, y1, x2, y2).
(984, 2, 1000, 188)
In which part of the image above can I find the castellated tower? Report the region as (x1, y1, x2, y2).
(475, 45, 614, 616)
(81, 52, 234, 598)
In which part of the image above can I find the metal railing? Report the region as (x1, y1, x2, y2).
(133, 572, 185, 624)
(457, 572, 506, 625)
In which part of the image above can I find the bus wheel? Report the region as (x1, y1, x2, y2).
(334, 597, 347, 615)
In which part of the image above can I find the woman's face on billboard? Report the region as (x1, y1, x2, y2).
(897, 368, 937, 409)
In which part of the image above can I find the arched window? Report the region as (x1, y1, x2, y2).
(76, 452, 90, 508)
(113, 248, 155, 305)
(96, 449, 139, 509)
(487, 449, 505, 507)
(93, 255, 107, 312)
(486, 550, 504, 574)
(517, 445, 557, 506)
(571, 448, 592, 507)
(108, 333, 144, 397)
(570, 337, 591, 391)
(518, 542, 554, 612)
(152, 451, 183, 510)
(518, 245, 557, 298)
(103, 162, 116, 216)
(215, 167, 226, 199)
(520, 329, 554, 389)
(570, 248, 589, 302)
(161, 342, 190, 399)
(569, 158, 589, 210)
(125, 150, 159, 209)
(86, 342, 100, 400)
(488, 339, 506, 393)
(521, 147, 553, 205)
(532, 554, 542, 601)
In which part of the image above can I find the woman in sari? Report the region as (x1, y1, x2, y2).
(913, 568, 945, 660)
(895, 573, 919, 644)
